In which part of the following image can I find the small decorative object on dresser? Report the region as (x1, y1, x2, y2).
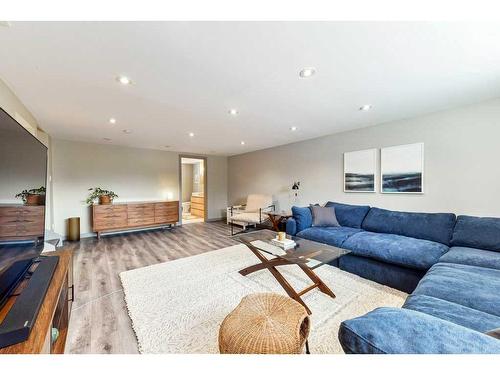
(92, 201, 179, 239)
(15, 186, 46, 205)
(86, 187, 118, 205)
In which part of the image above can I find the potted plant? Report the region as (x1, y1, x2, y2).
(15, 186, 46, 205)
(86, 187, 118, 205)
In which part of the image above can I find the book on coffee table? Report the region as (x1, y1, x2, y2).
(271, 237, 296, 250)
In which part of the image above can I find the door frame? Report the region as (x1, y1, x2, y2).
(178, 154, 208, 225)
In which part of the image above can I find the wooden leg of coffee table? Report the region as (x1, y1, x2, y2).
(266, 266, 312, 315)
(239, 258, 291, 276)
(298, 263, 336, 299)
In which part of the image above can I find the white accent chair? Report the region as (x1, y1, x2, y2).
(228, 194, 275, 235)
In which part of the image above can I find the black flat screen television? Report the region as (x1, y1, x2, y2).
(0, 107, 47, 309)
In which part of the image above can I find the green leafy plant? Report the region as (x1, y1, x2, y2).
(86, 187, 118, 205)
(15, 186, 46, 204)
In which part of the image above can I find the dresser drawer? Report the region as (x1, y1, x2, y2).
(128, 206, 154, 219)
(94, 217, 127, 230)
(17, 223, 44, 236)
(0, 224, 18, 237)
(190, 208, 204, 218)
(128, 217, 155, 227)
(155, 213, 178, 224)
(0, 207, 22, 217)
(191, 196, 204, 204)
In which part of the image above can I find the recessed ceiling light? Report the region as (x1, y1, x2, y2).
(116, 75, 132, 85)
(122, 129, 132, 134)
(189, 132, 194, 137)
(299, 67, 316, 78)
(240, 141, 245, 145)
(103, 137, 112, 142)
(290, 126, 298, 131)
(109, 118, 116, 124)
(359, 104, 372, 111)
(164, 145, 170, 148)
(228, 109, 239, 116)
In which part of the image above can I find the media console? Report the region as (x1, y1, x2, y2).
(0, 249, 73, 354)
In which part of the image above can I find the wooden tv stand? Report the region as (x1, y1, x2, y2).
(0, 249, 73, 354)
(92, 200, 179, 239)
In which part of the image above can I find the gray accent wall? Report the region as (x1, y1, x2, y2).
(228, 98, 500, 217)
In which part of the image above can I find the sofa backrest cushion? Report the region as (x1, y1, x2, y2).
(325, 202, 370, 229)
(362, 207, 456, 245)
(451, 215, 500, 252)
(291, 206, 313, 232)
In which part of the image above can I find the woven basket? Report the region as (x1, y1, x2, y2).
(218, 293, 310, 354)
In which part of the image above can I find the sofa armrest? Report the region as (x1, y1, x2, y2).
(286, 218, 297, 236)
(339, 307, 500, 354)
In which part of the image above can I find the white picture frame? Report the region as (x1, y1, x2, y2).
(343, 148, 377, 193)
(381, 142, 424, 194)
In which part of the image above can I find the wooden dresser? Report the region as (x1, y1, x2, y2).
(0, 249, 73, 354)
(0, 205, 45, 241)
(190, 195, 205, 219)
(92, 201, 179, 239)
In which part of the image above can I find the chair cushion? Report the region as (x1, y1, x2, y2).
(451, 215, 500, 252)
(230, 212, 264, 224)
(296, 226, 362, 247)
(412, 263, 500, 317)
(403, 294, 500, 333)
(361, 207, 456, 245)
(439, 246, 500, 270)
(245, 194, 272, 212)
(291, 206, 313, 232)
(324, 202, 370, 229)
(339, 307, 500, 354)
(310, 205, 339, 227)
(342, 231, 448, 270)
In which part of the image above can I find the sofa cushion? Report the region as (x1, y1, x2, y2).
(310, 205, 339, 227)
(296, 226, 362, 247)
(342, 231, 448, 270)
(361, 207, 456, 245)
(324, 202, 370, 229)
(412, 263, 500, 317)
(291, 206, 313, 232)
(403, 294, 500, 333)
(439, 246, 500, 271)
(451, 215, 500, 252)
(339, 307, 500, 354)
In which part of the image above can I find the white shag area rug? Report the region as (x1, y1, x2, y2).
(120, 244, 407, 354)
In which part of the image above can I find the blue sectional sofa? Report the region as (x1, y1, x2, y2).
(286, 203, 500, 353)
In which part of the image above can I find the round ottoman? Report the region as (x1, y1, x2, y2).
(218, 293, 310, 354)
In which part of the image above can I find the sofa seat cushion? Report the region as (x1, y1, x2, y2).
(339, 307, 500, 354)
(451, 215, 500, 252)
(403, 294, 500, 333)
(296, 226, 362, 247)
(412, 263, 500, 317)
(361, 207, 456, 245)
(439, 246, 500, 270)
(324, 202, 370, 229)
(342, 231, 448, 270)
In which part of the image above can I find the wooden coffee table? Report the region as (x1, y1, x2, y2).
(235, 229, 351, 314)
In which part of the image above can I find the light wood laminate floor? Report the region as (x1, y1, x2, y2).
(64, 221, 238, 354)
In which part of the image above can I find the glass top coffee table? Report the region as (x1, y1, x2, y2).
(235, 229, 351, 315)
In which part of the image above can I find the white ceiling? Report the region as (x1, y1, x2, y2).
(1, 22, 500, 156)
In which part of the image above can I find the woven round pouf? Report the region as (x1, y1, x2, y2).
(218, 293, 310, 354)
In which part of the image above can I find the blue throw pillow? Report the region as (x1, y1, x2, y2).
(325, 202, 371, 228)
(291, 206, 313, 232)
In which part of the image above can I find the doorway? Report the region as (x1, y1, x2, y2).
(179, 156, 207, 224)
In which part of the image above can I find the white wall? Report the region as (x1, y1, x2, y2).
(52, 139, 228, 236)
(0, 78, 39, 136)
(228, 98, 500, 217)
